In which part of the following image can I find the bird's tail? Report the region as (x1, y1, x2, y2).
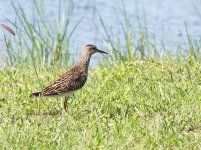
(30, 92, 42, 98)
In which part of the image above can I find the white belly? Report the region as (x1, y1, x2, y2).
(44, 91, 76, 98)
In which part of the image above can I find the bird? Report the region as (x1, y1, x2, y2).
(30, 44, 108, 111)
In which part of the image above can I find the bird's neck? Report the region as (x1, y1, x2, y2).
(77, 52, 91, 74)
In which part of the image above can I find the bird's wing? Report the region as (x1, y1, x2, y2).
(42, 69, 87, 96)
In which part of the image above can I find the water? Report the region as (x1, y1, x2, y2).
(0, 0, 201, 65)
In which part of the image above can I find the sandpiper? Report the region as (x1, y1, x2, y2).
(30, 44, 108, 111)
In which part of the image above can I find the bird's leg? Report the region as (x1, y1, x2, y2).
(64, 96, 68, 112)
(37, 96, 42, 115)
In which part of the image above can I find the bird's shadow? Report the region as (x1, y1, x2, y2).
(26, 110, 62, 116)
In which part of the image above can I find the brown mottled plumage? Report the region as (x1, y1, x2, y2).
(30, 44, 108, 111)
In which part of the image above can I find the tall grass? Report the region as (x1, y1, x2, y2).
(93, 0, 153, 64)
(1, 0, 200, 67)
(2, 0, 82, 67)
(95, 1, 201, 66)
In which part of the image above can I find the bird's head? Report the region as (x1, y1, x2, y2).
(84, 44, 108, 55)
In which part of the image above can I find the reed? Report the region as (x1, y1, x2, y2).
(1, 0, 82, 67)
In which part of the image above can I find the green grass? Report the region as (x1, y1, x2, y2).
(2, 0, 80, 66)
(1, 0, 201, 149)
(0, 60, 201, 149)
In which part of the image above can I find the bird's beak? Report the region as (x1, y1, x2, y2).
(97, 49, 108, 54)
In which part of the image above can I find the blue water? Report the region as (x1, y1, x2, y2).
(0, 0, 201, 65)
